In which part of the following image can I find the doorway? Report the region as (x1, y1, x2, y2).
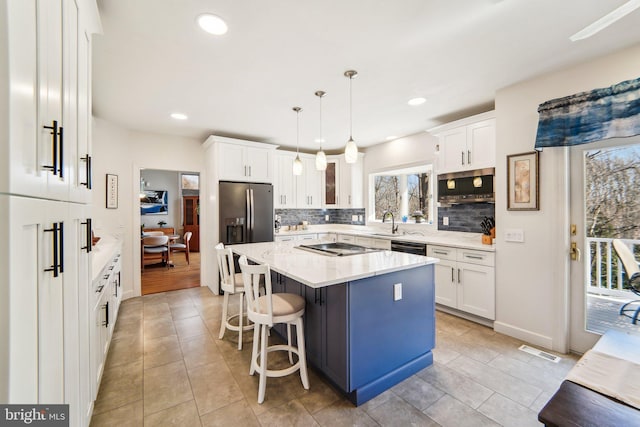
(140, 169, 201, 295)
(570, 137, 640, 352)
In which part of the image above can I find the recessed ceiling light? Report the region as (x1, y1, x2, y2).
(197, 14, 228, 35)
(570, 0, 640, 41)
(386, 136, 398, 141)
(408, 97, 426, 106)
(170, 113, 188, 120)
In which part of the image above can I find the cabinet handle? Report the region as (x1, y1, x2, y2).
(349, 195, 351, 204)
(433, 250, 448, 255)
(81, 218, 92, 253)
(95, 284, 104, 293)
(43, 120, 60, 176)
(103, 301, 109, 327)
(451, 267, 454, 283)
(58, 126, 64, 178)
(44, 222, 64, 277)
(468, 150, 471, 164)
(461, 151, 464, 166)
(249, 166, 252, 176)
(284, 195, 286, 205)
(80, 154, 92, 188)
(457, 268, 461, 283)
(465, 255, 484, 260)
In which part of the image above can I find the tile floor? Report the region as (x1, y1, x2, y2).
(90, 287, 577, 427)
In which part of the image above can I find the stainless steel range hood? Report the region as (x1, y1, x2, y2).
(437, 168, 495, 204)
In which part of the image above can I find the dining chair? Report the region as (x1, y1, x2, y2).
(170, 231, 192, 264)
(216, 243, 253, 350)
(142, 231, 164, 236)
(612, 239, 640, 324)
(238, 255, 309, 404)
(141, 235, 169, 271)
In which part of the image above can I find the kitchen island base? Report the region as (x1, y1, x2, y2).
(271, 265, 435, 406)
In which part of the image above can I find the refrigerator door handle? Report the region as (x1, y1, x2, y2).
(250, 188, 255, 237)
(246, 188, 251, 241)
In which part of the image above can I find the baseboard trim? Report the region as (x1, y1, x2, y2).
(435, 305, 494, 328)
(494, 321, 553, 350)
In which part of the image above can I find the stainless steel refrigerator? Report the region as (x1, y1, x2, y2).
(219, 181, 274, 245)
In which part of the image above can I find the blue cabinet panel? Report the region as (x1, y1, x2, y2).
(349, 265, 435, 390)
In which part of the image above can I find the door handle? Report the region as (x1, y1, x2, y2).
(467, 150, 471, 164)
(570, 242, 581, 261)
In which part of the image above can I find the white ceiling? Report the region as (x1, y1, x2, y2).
(92, 0, 640, 153)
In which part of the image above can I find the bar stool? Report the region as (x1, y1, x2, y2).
(216, 243, 253, 350)
(238, 255, 309, 404)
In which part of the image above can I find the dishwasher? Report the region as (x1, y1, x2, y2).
(390, 240, 427, 256)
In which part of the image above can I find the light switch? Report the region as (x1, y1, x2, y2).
(325, 215, 329, 221)
(351, 215, 358, 222)
(443, 217, 449, 226)
(393, 283, 402, 301)
(358, 215, 363, 222)
(505, 229, 525, 242)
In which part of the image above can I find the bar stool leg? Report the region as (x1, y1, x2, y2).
(250, 323, 259, 376)
(258, 324, 268, 404)
(286, 324, 293, 364)
(238, 293, 244, 350)
(295, 317, 309, 389)
(218, 292, 229, 339)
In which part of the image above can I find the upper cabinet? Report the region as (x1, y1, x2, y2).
(274, 151, 322, 209)
(206, 136, 277, 183)
(323, 154, 364, 209)
(0, 0, 98, 202)
(430, 112, 495, 174)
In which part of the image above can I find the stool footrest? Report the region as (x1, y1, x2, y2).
(253, 344, 302, 378)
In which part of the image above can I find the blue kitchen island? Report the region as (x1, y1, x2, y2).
(231, 241, 438, 405)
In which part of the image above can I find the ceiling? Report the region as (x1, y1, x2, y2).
(92, 0, 640, 153)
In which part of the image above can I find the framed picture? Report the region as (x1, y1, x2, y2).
(507, 151, 539, 211)
(106, 174, 118, 209)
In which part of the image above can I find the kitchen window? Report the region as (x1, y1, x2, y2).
(370, 165, 434, 223)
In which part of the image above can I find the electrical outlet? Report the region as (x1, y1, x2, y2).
(393, 283, 402, 301)
(358, 215, 363, 222)
(325, 214, 329, 221)
(505, 229, 525, 242)
(351, 215, 358, 222)
(443, 217, 449, 226)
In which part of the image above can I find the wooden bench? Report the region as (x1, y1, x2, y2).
(538, 330, 640, 427)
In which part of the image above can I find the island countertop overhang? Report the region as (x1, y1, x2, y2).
(229, 241, 439, 288)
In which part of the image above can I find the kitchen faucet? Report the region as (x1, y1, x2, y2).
(382, 210, 399, 234)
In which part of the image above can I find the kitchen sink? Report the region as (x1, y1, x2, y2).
(368, 232, 399, 237)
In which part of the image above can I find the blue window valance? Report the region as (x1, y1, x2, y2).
(535, 77, 640, 149)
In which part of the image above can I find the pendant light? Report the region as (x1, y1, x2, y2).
(292, 107, 303, 176)
(315, 91, 327, 171)
(344, 70, 358, 164)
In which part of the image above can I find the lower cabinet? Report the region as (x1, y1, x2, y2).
(427, 245, 495, 320)
(304, 283, 348, 390)
(270, 272, 349, 391)
(90, 249, 122, 405)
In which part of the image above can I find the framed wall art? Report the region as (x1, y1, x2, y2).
(106, 173, 119, 209)
(507, 151, 539, 211)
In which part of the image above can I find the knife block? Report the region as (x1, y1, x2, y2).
(482, 235, 493, 245)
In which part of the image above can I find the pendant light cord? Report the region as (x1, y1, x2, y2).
(319, 95, 323, 150)
(349, 75, 353, 139)
(296, 109, 300, 154)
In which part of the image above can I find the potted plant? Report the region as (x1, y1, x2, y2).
(157, 220, 167, 228)
(411, 211, 425, 223)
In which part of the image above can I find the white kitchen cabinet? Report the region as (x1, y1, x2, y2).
(337, 234, 356, 244)
(354, 235, 391, 250)
(296, 156, 322, 208)
(317, 232, 336, 243)
(275, 233, 317, 242)
(322, 155, 364, 208)
(431, 112, 495, 174)
(215, 138, 275, 183)
(274, 153, 296, 208)
(427, 245, 495, 320)
(0, 0, 95, 203)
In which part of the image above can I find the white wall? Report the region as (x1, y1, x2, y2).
(140, 169, 180, 230)
(92, 117, 205, 299)
(494, 43, 640, 352)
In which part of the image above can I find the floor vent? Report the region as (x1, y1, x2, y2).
(518, 345, 561, 363)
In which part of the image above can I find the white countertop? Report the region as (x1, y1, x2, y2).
(230, 240, 439, 288)
(274, 225, 496, 251)
(91, 234, 122, 281)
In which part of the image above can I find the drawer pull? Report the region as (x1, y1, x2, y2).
(433, 250, 448, 255)
(465, 255, 484, 260)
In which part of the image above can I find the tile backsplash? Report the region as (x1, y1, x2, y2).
(438, 203, 495, 233)
(275, 208, 366, 226)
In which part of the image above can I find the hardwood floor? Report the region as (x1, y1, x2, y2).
(141, 251, 201, 295)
